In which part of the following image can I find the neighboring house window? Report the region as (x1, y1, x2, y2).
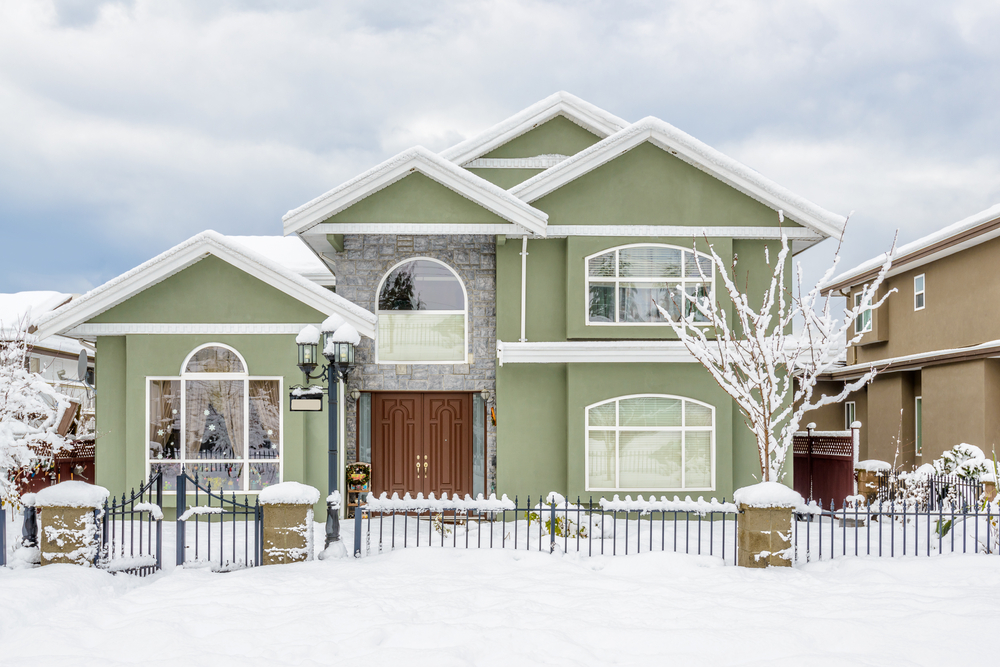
(914, 274, 925, 311)
(586, 394, 715, 491)
(845, 401, 856, 431)
(147, 343, 282, 493)
(915, 396, 922, 456)
(376, 258, 467, 363)
(854, 291, 872, 333)
(586, 244, 713, 325)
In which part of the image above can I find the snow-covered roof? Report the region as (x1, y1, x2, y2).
(226, 235, 335, 286)
(822, 202, 1000, 293)
(510, 117, 846, 241)
(0, 291, 72, 332)
(33, 231, 376, 341)
(439, 91, 629, 166)
(282, 146, 549, 237)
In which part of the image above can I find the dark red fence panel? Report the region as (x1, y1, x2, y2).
(793, 433, 855, 509)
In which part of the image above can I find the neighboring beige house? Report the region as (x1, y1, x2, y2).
(808, 203, 1000, 469)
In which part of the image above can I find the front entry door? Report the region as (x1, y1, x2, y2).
(373, 392, 473, 499)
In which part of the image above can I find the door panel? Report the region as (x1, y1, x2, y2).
(373, 394, 422, 497)
(425, 394, 472, 499)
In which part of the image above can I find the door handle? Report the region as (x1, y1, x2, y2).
(416, 460, 421, 477)
(423, 462, 428, 473)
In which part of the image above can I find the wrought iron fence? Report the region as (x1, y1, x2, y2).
(876, 472, 983, 511)
(794, 498, 1000, 562)
(350, 493, 741, 565)
(99, 471, 163, 576)
(175, 472, 263, 571)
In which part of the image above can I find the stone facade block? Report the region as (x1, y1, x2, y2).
(737, 505, 793, 568)
(39, 507, 99, 567)
(262, 503, 314, 565)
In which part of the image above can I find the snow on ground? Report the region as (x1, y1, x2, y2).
(2, 514, 1000, 667)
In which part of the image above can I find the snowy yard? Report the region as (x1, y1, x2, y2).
(2, 528, 1000, 666)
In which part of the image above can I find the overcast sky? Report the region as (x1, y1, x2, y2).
(2, 0, 998, 297)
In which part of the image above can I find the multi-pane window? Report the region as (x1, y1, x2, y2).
(586, 245, 713, 325)
(914, 274, 925, 311)
(845, 401, 856, 430)
(377, 258, 467, 363)
(915, 396, 923, 456)
(854, 291, 872, 334)
(147, 344, 282, 493)
(586, 395, 715, 491)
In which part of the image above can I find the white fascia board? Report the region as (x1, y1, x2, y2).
(545, 225, 822, 240)
(496, 340, 697, 365)
(310, 223, 528, 236)
(440, 92, 629, 166)
(33, 232, 376, 341)
(511, 118, 847, 241)
(282, 146, 548, 237)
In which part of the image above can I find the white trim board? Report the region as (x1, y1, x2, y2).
(545, 225, 823, 240)
(282, 146, 549, 237)
(510, 117, 846, 241)
(309, 223, 526, 236)
(465, 155, 569, 169)
(32, 231, 377, 341)
(67, 323, 318, 337)
(496, 340, 697, 365)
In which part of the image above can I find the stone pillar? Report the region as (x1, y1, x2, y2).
(35, 481, 109, 567)
(259, 482, 320, 565)
(737, 505, 793, 568)
(983, 481, 997, 502)
(855, 461, 890, 505)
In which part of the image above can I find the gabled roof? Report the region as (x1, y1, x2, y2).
(509, 116, 847, 241)
(33, 231, 376, 341)
(282, 146, 549, 237)
(439, 91, 629, 166)
(822, 202, 1000, 294)
(227, 235, 335, 286)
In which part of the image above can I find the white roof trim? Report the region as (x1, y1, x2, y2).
(823, 202, 1000, 290)
(282, 146, 548, 237)
(545, 225, 823, 240)
(496, 340, 697, 365)
(311, 223, 523, 235)
(510, 117, 847, 241)
(440, 92, 629, 166)
(465, 155, 569, 169)
(33, 231, 377, 341)
(833, 338, 1000, 378)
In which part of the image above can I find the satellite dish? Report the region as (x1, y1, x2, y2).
(77, 349, 89, 384)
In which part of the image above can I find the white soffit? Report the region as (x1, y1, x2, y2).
(32, 231, 377, 341)
(510, 117, 847, 242)
(496, 340, 697, 365)
(282, 146, 549, 237)
(440, 91, 629, 166)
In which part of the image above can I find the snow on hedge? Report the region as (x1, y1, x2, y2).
(35, 481, 109, 508)
(733, 482, 804, 509)
(598, 494, 738, 515)
(259, 481, 320, 506)
(855, 460, 892, 473)
(363, 491, 515, 512)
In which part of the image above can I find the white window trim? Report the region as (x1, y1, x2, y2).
(584, 393, 716, 493)
(146, 345, 284, 494)
(374, 256, 469, 365)
(584, 243, 715, 327)
(844, 401, 856, 431)
(180, 342, 248, 375)
(914, 274, 925, 311)
(915, 395, 922, 457)
(854, 291, 873, 334)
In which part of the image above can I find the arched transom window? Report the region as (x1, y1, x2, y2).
(147, 344, 282, 493)
(586, 394, 715, 491)
(586, 244, 713, 325)
(376, 258, 467, 363)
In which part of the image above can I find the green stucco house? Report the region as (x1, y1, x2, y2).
(34, 92, 845, 518)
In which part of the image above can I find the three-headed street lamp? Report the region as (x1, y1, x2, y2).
(295, 314, 359, 551)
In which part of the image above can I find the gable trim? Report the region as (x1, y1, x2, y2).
(282, 146, 548, 237)
(510, 117, 846, 241)
(545, 225, 822, 240)
(66, 323, 319, 337)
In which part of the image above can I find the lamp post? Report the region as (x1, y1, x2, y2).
(296, 316, 359, 549)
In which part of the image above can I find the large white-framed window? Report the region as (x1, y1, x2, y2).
(586, 394, 715, 492)
(914, 274, 925, 311)
(586, 244, 714, 326)
(854, 290, 872, 334)
(844, 401, 856, 431)
(146, 343, 283, 493)
(376, 257, 468, 364)
(915, 396, 923, 457)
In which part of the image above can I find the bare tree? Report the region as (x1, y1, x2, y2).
(656, 217, 895, 483)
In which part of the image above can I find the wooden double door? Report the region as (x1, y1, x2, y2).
(372, 392, 474, 499)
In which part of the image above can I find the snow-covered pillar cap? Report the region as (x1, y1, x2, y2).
(35, 481, 110, 509)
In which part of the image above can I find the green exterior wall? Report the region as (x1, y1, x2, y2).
(466, 168, 544, 189)
(482, 115, 601, 159)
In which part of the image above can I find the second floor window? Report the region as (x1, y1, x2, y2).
(586, 244, 713, 325)
(914, 274, 925, 310)
(854, 291, 872, 334)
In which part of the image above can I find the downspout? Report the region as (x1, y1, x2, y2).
(520, 235, 528, 343)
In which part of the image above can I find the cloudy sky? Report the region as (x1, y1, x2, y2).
(1, 0, 998, 295)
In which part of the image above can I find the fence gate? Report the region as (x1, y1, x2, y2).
(793, 428, 857, 509)
(99, 471, 163, 576)
(175, 472, 263, 570)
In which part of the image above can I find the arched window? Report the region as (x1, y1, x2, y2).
(376, 258, 467, 363)
(586, 394, 715, 491)
(147, 343, 282, 493)
(586, 244, 713, 325)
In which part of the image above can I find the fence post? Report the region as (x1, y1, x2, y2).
(353, 504, 363, 557)
(549, 500, 557, 553)
(850, 421, 862, 495)
(176, 473, 186, 567)
(155, 473, 163, 570)
(0, 504, 5, 568)
(806, 423, 816, 501)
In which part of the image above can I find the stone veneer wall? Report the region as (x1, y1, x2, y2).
(334, 234, 498, 493)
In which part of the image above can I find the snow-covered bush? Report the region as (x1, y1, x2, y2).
(0, 326, 73, 505)
(656, 219, 895, 483)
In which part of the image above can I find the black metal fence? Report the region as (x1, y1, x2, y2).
(99, 472, 163, 576)
(350, 493, 741, 565)
(794, 498, 1000, 562)
(175, 472, 263, 571)
(876, 473, 983, 511)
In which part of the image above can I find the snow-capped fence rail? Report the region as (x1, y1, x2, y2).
(99, 471, 164, 577)
(175, 471, 263, 571)
(351, 492, 740, 564)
